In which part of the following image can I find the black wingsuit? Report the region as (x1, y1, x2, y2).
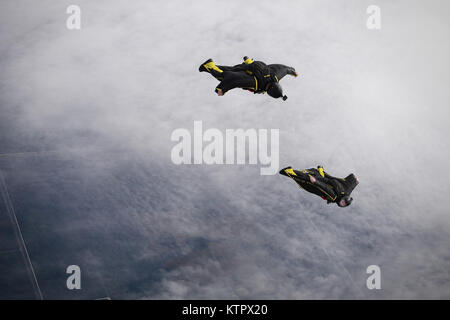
(204, 59, 297, 95)
(279, 166, 359, 205)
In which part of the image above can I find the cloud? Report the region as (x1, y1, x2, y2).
(0, 0, 449, 299)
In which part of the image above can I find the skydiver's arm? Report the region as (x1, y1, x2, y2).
(326, 178, 345, 196)
(269, 64, 298, 80)
(311, 178, 338, 201)
(322, 172, 346, 195)
(323, 171, 338, 180)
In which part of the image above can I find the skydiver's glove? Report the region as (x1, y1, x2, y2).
(289, 67, 298, 77)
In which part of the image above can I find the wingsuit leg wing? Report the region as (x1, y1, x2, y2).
(199, 59, 257, 94)
(279, 167, 338, 202)
(215, 71, 257, 95)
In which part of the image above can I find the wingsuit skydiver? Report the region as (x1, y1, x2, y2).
(199, 56, 298, 100)
(279, 166, 359, 208)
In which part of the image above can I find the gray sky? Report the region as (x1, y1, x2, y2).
(0, 0, 449, 299)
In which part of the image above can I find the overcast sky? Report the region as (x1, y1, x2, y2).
(1, 0, 449, 299)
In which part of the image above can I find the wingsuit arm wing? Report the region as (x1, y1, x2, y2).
(311, 178, 338, 202)
(268, 64, 297, 81)
(322, 176, 345, 196)
(322, 171, 348, 197)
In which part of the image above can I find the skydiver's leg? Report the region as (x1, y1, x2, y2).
(215, 72, 256, 95)
(208, 64, 246, 81)
(209, 69, 224, 81)
(199, 59, 225, 80)
(215, 65, 233, 72)
(279, 167, 311, 180)
(216, 64, 246, 72)
(290, 169, 337, 200)
(199, 58, 247, 81)
(293, 169, 314, 181)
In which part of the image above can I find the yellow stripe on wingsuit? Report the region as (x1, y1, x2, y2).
(204, 61, 223, 73)
(285, 168, 296, 176)
(318, 167, 325, 178)
(254, 76, 258, 91)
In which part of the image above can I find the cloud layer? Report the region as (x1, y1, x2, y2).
(0, 0, 449, 299)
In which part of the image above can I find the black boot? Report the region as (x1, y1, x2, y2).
(199, 58, 213, 72)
